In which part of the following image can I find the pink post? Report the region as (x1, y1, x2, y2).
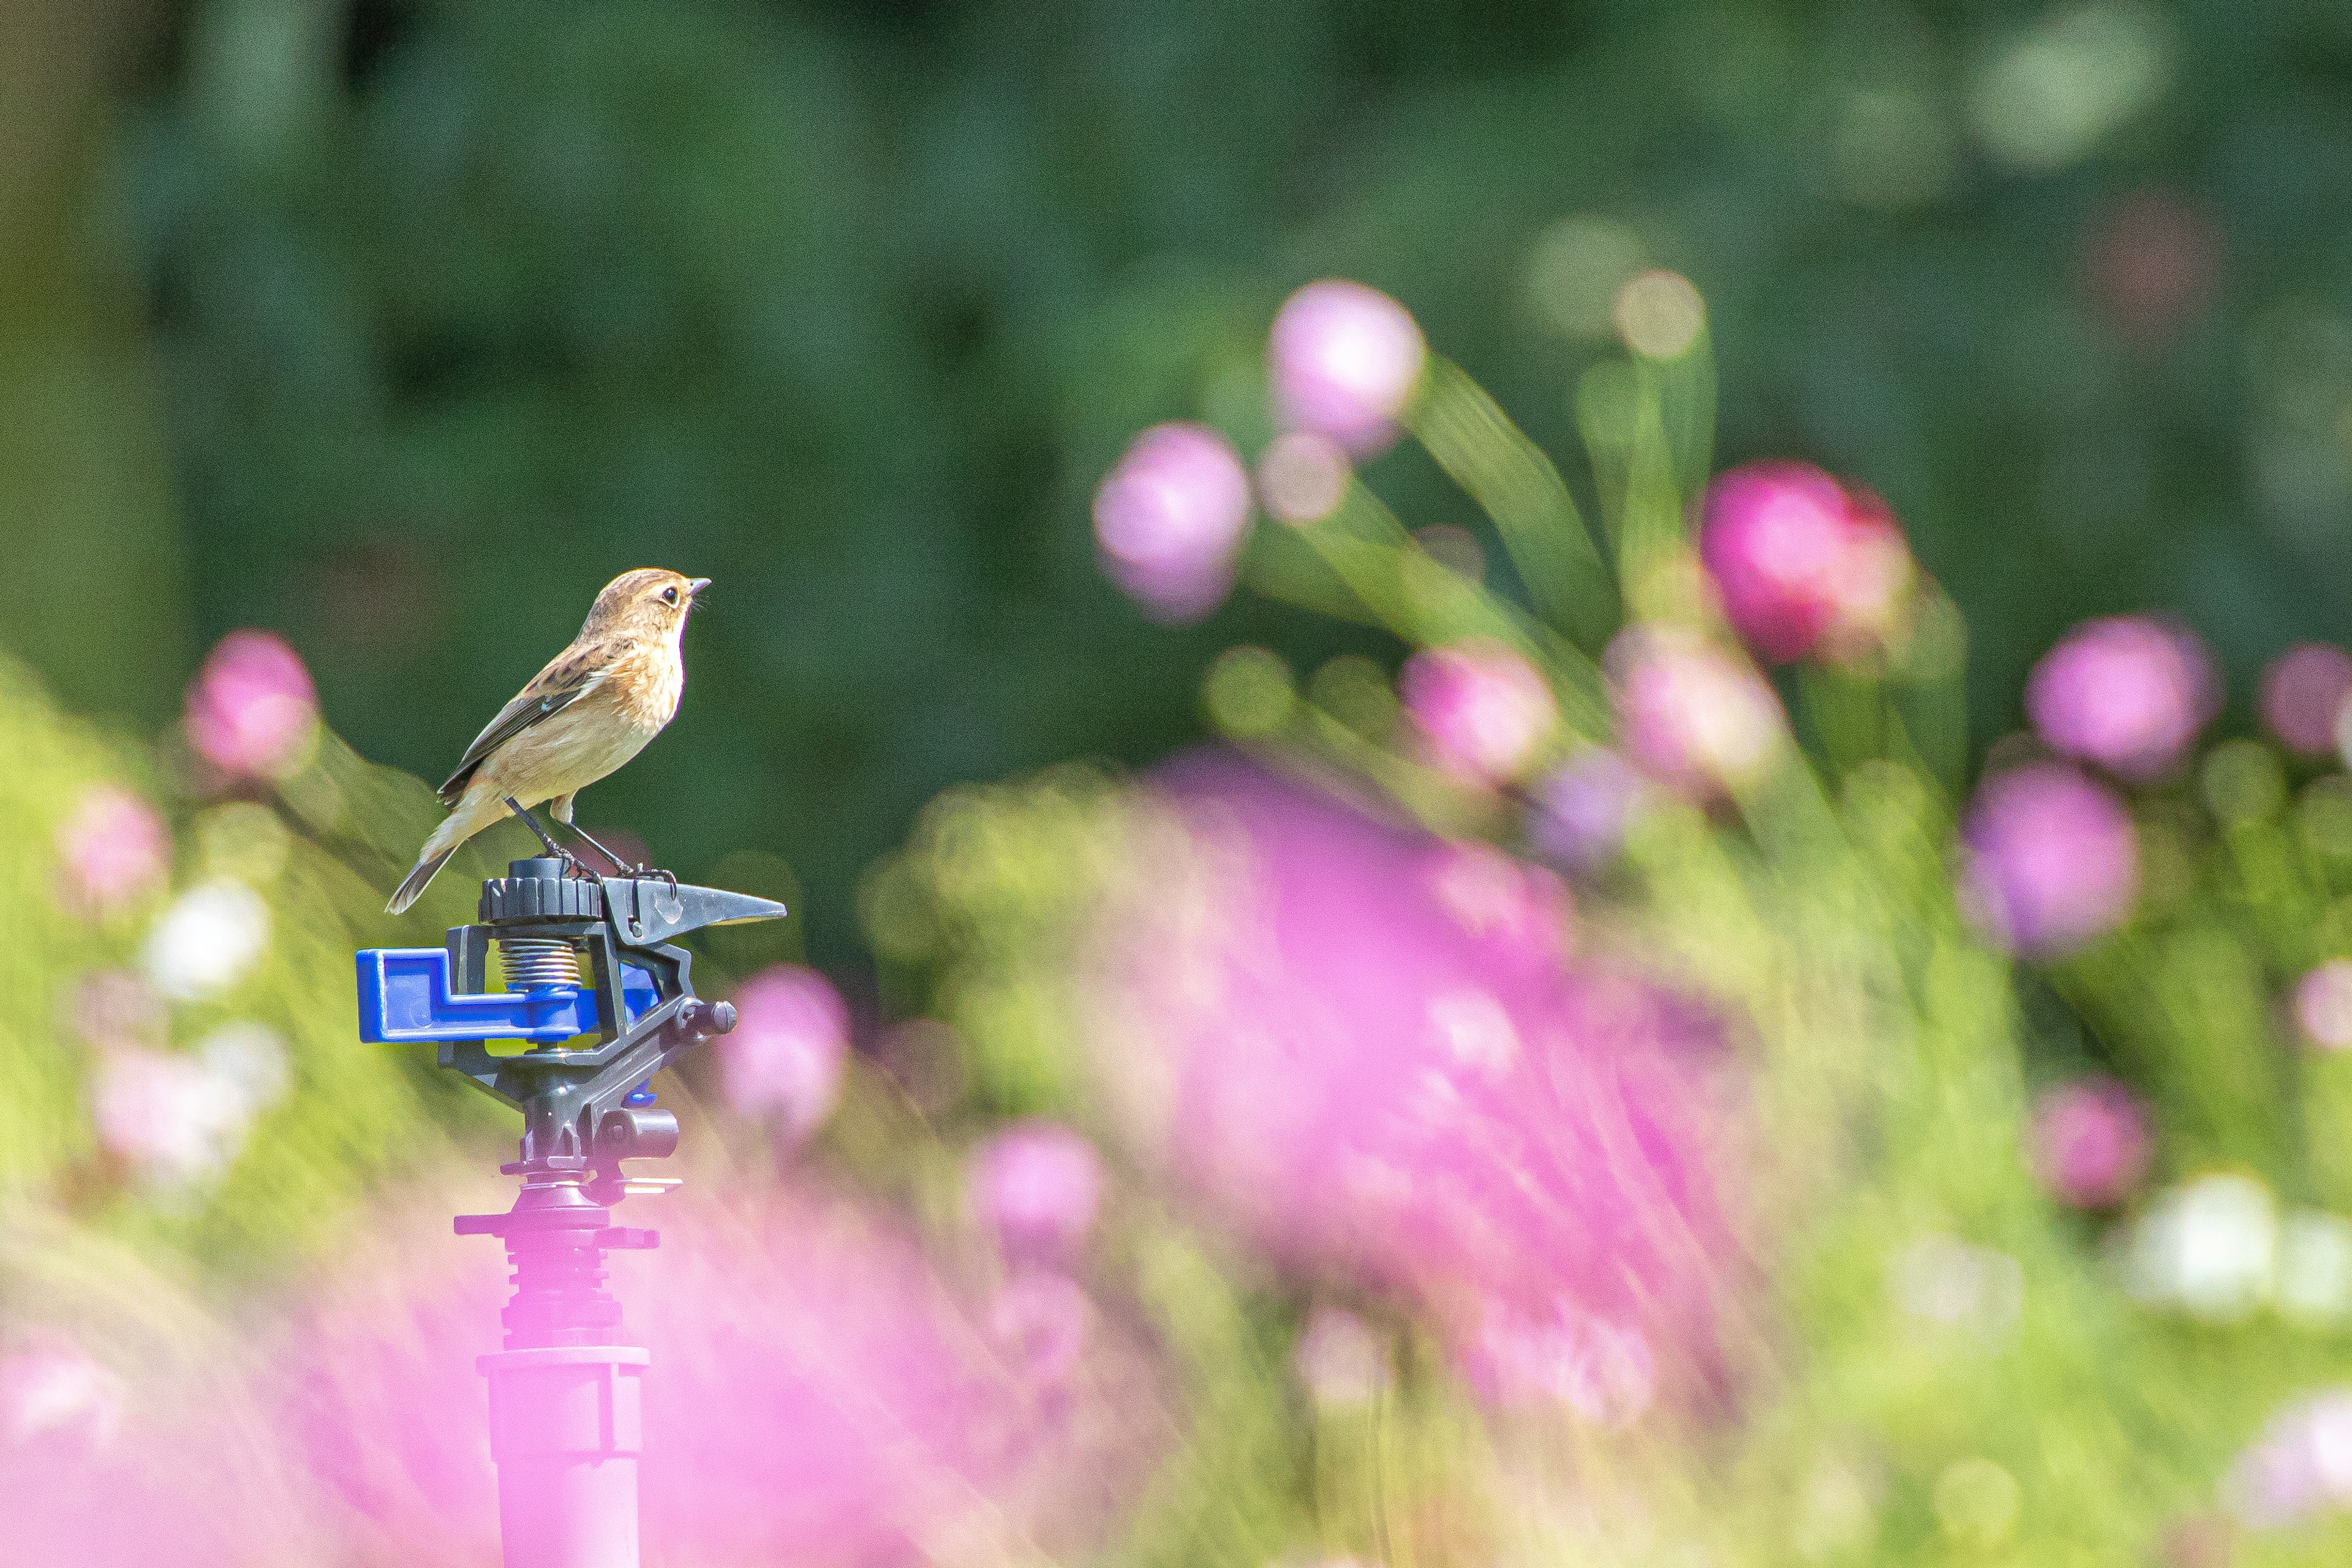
(480, 1346, 652, 1568)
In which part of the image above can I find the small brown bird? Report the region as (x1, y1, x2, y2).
(386, 568, 708, 914)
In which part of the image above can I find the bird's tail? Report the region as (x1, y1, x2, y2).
(386, 848, 457, 916)
(387, 792, 498, 915)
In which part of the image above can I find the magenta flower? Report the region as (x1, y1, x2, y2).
(1527, 749, 1652, 873)
(54, 787, 170, 919)
(2029, 1077, 2152, 1208)
(1608, 624, 1785, 796)
(183, 630, 319, 781)
(1093, 423, 1254, 622)
(1400, 639, 1557, 785)
(2025, 616, 2217, 781)
(717, 965, 849, 1142)
(1268, 280, 1427, 454)
(966, 1121, 1105, 1266)
(1961, 763, 2139, 959)
(2262, 642, 2352, 756)
(1697, 462, 1917, 665)
(1085, 756, 1734, 1412)
(2296, 962, 2352, 1052)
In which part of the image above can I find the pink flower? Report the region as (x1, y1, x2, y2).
(1086, 757, 1733, 1411)
(89, 1046, 261, 1187)
(1268, 280, 1427, 454)
(0, 1345, 124, 1451)
(966, 1121, 1104, 1265)
(55, 787, 170, 919)
(2025, 616, 2218, 782)
(1698, 462, 1915, 664)
(1527, 750, 1652, 874)
(1093, 423, 1254, 622)
(1961, 763, 2139, 959)
(2029, 1077, 2152, 1208)
(718, 965, 849, 1141)
(2225, 1390, 2352, 1530)
(183, 630, 319, 781)
(1400, 639, 1557, 784)
(2261, 643, 2352, 756)
(273, 1184, 1158, 1568)
(1608, 624, 1785, 796)
(2296, 962, 2352, 1052)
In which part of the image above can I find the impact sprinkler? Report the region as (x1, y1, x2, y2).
(356, 856, 787, 1568)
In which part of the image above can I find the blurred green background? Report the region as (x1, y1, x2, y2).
(12, 0, 2351, 961)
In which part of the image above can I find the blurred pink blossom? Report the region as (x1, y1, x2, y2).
(2025, 616, 2217, 782)
(1268, 280, 1427, 454)
(1527, 749, 1653, 874)
(644, 1187, 1157, 1566)
(966, 1121, 1104, 1265)
(2225, 1389, 2352, 1530)
(1087, 757, 1734, 1413)
(1457, 1300, 1657, 1426)
(272, 1183, 1158, 1568)
(1093, 423, 1254, 622)
(2261, 643, 2352, 757)
(54, 787, 170, 919)
(2296, 962, 2352, 1052)
(1961, 763, 2139, 959)
(0, 1344, 124, 1451)
(1698, 462, 1914, 665)
(2029, 1077, 2152, 1208)
(2084, 190, 2220, 345)
(1400, 639, 1556, 785)
(89, 1045, 265, 1188)
(183, 631, 319, 781)
(1608, 624, 1786, 796)
(718, 965, 849, 1141)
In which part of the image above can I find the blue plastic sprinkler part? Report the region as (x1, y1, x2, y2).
(623, 1081, 658, 1107)
(354, 946, 659, 1045)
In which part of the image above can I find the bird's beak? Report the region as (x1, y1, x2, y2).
(687, 578, 712, 596)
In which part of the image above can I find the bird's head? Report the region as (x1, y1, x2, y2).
(585, 568, 710, 646)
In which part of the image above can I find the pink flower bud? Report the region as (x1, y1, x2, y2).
(2262, 643, 2352, 756)
(1697, 462, 1917, 665)
(183, 631, 319, 781)
(1961, 763, 2139, 958)
(55, 788, 170, 919)
(1268, 280, 1427, 454)
(2296, 962, 2352, 1052)
(1093, 423, 1254, 622)
(2025, 616, 2217, 781)
(1400, 639, 1556, 785)
(1608, 625, 1785, 796)
(718, 965, 848, 1140)
(2029, 1077, 2152, 1208)
(965, 1121, 1104, 1265)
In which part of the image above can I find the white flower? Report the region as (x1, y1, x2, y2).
(2279, 1210, 2352, 1330)
(2126, 1173, 2278, 1321)
(142, 880, 270, 1001)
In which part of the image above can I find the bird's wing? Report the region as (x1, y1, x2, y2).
(435, 644, 609, 804)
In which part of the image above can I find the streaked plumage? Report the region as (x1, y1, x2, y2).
(386, 568, 706, 914)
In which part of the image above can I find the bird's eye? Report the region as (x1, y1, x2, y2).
(662, 587, 679, 605)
